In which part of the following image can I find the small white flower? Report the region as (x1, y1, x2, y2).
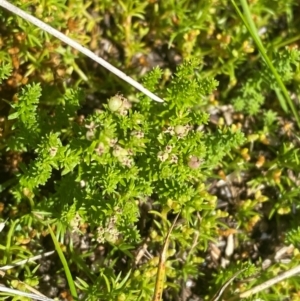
(109, 138, 118, 147)
(113, 145, 128, 157)
(70, 213, 82, 233)
(85, 122, 99, 140)
(157, 151, 169, 162)
(49, 147, 58, 157)
(170, 154, 178, 164)
(174, 124, 191, 138)
(131, 130, 144, 139)
(188, 156, 203, 169)
(95, 143, 105, 155)
(122, 99, 132, 110)
(120, 156, 134, 167)
(127, 149, 134, 156)
(165, 145, 173, 153)
(86, 130, 95, 140)
(119, 109, 128, 116)
(163, 126, 175, 135)
(85, 121, 97, 130)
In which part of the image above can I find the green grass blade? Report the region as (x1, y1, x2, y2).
(231, 0, 300, 127)
(4, 219, 18, 264)
(274, 34, 300, 49)
(275, 88, 288, 113)
(48, 225, 78, 300)
(239, 0, 263, 49)
(238, 0, 288, 113)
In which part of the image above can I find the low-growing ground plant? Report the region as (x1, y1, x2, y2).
(1, 0, 300, 301)
(0, 57, 245, 300)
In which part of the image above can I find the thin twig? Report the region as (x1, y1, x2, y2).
(186, 212, 201, 259)
(20, 281, 49, 298)
(0, 285, 57, 301)
(0, 251, 56, 300)
(210, 269, 246, 301)
(0, 250, 55, 271)
(0, 0, 164, 103)
(227, 264, 300, 301)
(152, 212, 180, 301)
(135, 241, 152, 265)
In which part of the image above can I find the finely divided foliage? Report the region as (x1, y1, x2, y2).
(3, 59, 244, 300)
(1, 0, 300, 300)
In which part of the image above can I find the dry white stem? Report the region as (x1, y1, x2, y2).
(0, 250, 55, 271)
(238, 264, 300, 299)
(210, 269, 246, 301)
(20, 281, 47, 298)
(227, 264, 300, 301)
(0, 0, 164, 103)
(0, 285, 57, 301)
(135, 242, 152, 265)
(0, 251, 56, 300)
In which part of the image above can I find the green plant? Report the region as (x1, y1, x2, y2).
(1, 58, 244, 300)
(1, 0, 300, 300)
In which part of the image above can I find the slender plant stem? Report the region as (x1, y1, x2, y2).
(4, 219, 18, 264)
(152, 212, 180, 301)
(0, 250, 55, 271)
(0, 0, 164, 103)
(210, 269, 246, 301)
(274, 34, 300, 49)
(239, 0, 263, 48)
(227, 264, 300, 300)
(48, 225, 78, 300)
(0, 286, 56, 301)
(232, 0, 300, 127)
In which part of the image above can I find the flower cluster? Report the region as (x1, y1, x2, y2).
(96, 215, 120, 244)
